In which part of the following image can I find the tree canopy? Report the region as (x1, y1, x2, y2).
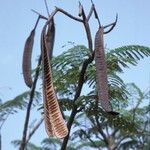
(1, 44, 150, 150)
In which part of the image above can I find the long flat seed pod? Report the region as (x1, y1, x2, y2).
(45, 17, 55, 59)
(22, 29, 35, 88)
(22, 17, 40, 88)
(95, 27, 118, 115)
(41, 25, 68, 138)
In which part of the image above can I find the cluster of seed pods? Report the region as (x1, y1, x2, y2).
(22, 16, 68, 138)
(22, 2, 118, 139)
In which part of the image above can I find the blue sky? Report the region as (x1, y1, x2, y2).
(0, 0, 150, 149)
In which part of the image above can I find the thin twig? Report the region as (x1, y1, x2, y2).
(87, 4, 94, 21)
(40, 6, 83, 25)
(56, 7, 83, 22)
(26, 118, 44, 143)
(44, 0, 50, 16)
(95, 115, 108, 145)
(90, 0, 94, 4)
(81, 129, 102, 150)
(79, 2, 93, 53)
(104, 14, 118, 34)
(31, 9, 48, 20)
(33, 16, 40, 30)
(19, 56, 42, 150)
(87, 1, 101, 27)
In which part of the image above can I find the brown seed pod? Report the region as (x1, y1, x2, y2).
(22, 16, 40, 88)
(94, 27, 112, 112)
(22, 29, 35, 88)
(41, 25, 68, 138)
(45, 17, 55, 59)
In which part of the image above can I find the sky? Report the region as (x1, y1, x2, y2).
(0, 0, 150, 149)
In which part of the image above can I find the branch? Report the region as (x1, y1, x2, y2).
(43, 7, 83, 30)
(26, 118, 44, 143)
(31, 9, 48, 20)
(87, 1, 101, 27)
(111, 128, 119, 137)
(44, 0, 50, 16)
(78, 2, 93, 53)
(116, 135, 130, 149)
(55, 7, 83, 22)
(105, 124, 110, 136)
(19, 56, 42, 150)
(60, 54, 94, 150)
(81, 129, 102, 150)
(45, 6, 92, 54)
(87, 4, 94, 21)
(95, 115, 108, 145)
(104, 14, 118, 34)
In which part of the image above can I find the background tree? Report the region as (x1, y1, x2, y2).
(1, 45, 150, 150)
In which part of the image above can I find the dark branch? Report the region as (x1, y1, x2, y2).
(104, 14, 118, 34)
(111, 128, 119, 137)
(31, 9, 48, 20)
(83, 21, 93, 53)
(61, 54, 94, 150)
(33, 16, 40, 30)
(95, 115, 108, 145)
(77, 106, 84, 113)
(45, 6, 92, 55)
(26, 118, 44, 143)
(56, 7, 83, 22)
(81, 129, 102, 150)
(87, 1, 101, 27)
(116, 135, 130, 149)
(19, 56, 42, 150)
(93, 7, 101, 27)
(87, 4, 94, 21)
(78, 2, 93, 53)
(43, 7, 83, 29)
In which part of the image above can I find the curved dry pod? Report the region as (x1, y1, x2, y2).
(22, 29, 35, 88)
(94, 27, 114, 113)
(41, 25, 68, 138)
(45, 17, 55, 59)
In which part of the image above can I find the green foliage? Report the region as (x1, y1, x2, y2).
(0, 91, 41, 123)
(11, 140, 43, 150)
(107, 45, 150, 72)
(41, 138, 62, 150)
(52, 45, 90, 98)
(51, 44, 150, 150)
(4, 44, 150, 150)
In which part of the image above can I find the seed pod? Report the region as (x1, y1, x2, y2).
(41, 25, 68, 138)
(22, 29, 35, 88)
(45, 18, 55, 59)
(94, 27, 113, 113)
(22, 16, 40, 88)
